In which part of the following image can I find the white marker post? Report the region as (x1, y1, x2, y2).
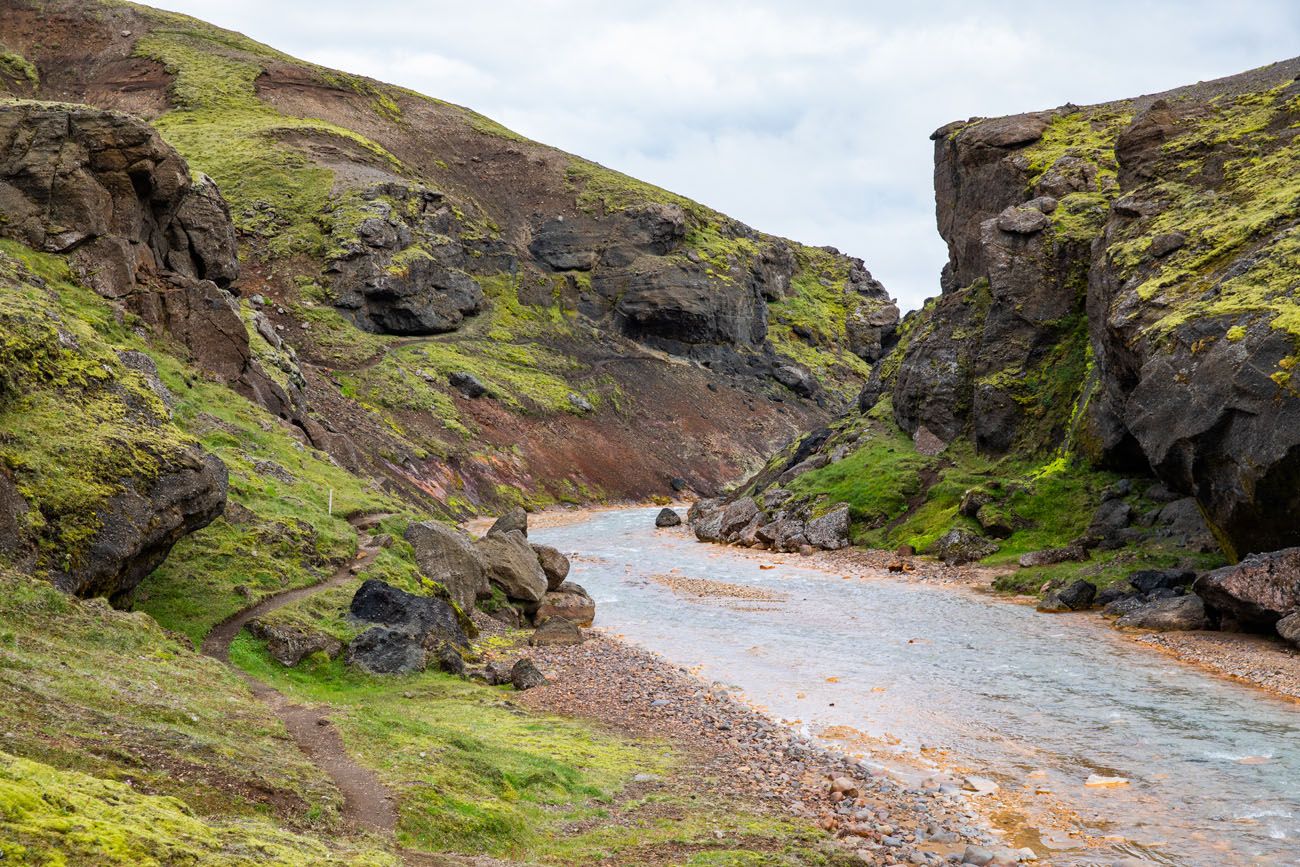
(328, 488, 334, 516)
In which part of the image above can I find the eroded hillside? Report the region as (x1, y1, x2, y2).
(0, 0, 900, 515)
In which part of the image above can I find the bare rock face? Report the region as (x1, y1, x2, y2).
(327, 182, 508, 335)
(1194, 549, 1300, 632)
(0, 102, 237, 295)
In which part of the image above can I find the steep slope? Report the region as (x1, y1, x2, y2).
(0, 0, 899, 512)
(706, 57, 1300, 590)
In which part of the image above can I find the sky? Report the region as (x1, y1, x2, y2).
(155, 1, 1300, 311)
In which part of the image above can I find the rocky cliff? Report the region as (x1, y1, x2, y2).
(709, 57, 1300, 583)
(0, 0, 899, 514)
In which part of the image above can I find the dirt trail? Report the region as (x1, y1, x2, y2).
(201, 515, 398, 835)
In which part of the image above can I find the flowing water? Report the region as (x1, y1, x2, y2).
(533, 507, 1300, 866)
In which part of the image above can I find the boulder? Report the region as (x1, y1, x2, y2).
(1194, 549, 1300, 631)
(756, 518, 809, 553)
(804, 504, 851, 550)
(1127, 568, 1195, 595)
(1018, 545, 1088, 568)
(718, 497, 761, 539)
(248, 620, 342, 667)
(529, 581, 595, 627)
(348, 578, 469, 648)
(1090, 499, 1134, 534)
(1037, 580, 1097, 612)
(529, 617, 584, 647)
(429, 640, 466, 676)
(487, 507, 528, 538)
(1114, 595, 1208, 632)
(531, 544, 570, 591)
(928, 529, 998, 566)
(655, 507, 683, 528)
(692, 506, 727, 543)
(404, 521, 488, 613)
(687, 497, 721, 525)
(449, 371, 488, 398)
(345, 626, 427, 675)
(510, 658, 548, 690)
(1276, 612, 1300, 647)
(1102, 595, 1147, 619)
(476, 530, 547, 603)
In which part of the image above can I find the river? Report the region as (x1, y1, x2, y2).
(532, 507, 1300, 866)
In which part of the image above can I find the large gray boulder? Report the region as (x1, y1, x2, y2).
(804, 504, 851, 550)
(1194, 548, 1300, 631)
(928, 529, 998, 566)
(249, 620, 342, 667)
(531, 544, 570, 591)
(1114, 595, 1208, 632)
(655, 507, 682, 528)
(404, 521, 488, 613)
(476, 530, 547, 603)
(487, 507, 528, 538)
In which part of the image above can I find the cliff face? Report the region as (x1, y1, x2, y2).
(728, 57, 1300, 570)
(0, 0, 899, 512)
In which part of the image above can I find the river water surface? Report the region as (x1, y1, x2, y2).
(533, 507, 1300, 866)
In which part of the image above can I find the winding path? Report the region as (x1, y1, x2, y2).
(201, 515, 398, 835)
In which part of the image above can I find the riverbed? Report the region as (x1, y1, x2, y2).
(532, 507, 1300, 866)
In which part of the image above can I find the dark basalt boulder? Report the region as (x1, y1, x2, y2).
(531, 544, 570, 591)
(348, 578, 469, 648)
(404, 521, 488, 614)
(1194, 549, 1300, 632)
(345, 626, 427, 675)
(448, 371, 488, 398)
(804, 504, 851, 550)
(510, 657, 548, 690)
(655, 507, 683, 528)
(1038, 579, 1097, 613)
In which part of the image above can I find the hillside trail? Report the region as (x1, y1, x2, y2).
(201, 514, 400, 834)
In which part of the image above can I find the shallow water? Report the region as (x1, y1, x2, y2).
(533, 507, 1300, 866)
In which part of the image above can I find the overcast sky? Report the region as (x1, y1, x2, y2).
(157, 1, 1300, 310)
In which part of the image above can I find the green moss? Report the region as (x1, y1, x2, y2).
(0, 46, 38, 87)
(0, 751, 393, 866)
(0, 568, 349, 833)
(133, 25, 400, 259)
(0, 243, 199, 572)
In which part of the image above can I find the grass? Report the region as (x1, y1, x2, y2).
(0, 751, 396, 867)
(0, 568, 352, 834)
(0, 46, 38, 87)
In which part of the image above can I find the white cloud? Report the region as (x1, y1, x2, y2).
(155, 0, 1300, 309)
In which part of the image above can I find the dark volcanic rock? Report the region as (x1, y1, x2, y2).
(345, 626, 427, 675)
(655, 507, 683, 528)
(1018, 545, 1089, 568)
(1194, 549, 1300, 631)
(448, 371, 488, 398)
(404, 521, 489, 613)
(1127, 568, 1195, 595)
(510, 657, 548, 690)
(56, 450, 228, 606)
(804, 504, 851, 550)
(0, 102, 237, 294)
(1276, 612, 1300, 648)
(1038, 579, 1097, 612)
(348, 578, 469, 647)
